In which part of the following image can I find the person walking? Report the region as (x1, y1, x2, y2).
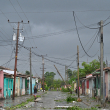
(33, 86, 37, 100)
(75, 87, 77, 94)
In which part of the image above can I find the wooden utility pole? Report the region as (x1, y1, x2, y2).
(54, 65, 72, 94)
(54, 65, 68, 88)
(77, 45, 80, 98)
(30, 48, 32, 95)
(42, 56, 44, 92)
(65, 66, 67, 81)
(12, 22, 19, 100)
(67, 67, 68, 81)
(100, 20, 105, 105)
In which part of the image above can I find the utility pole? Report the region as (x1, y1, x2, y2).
(30, 48, 32, 95)
(42, 56, 44, 92)
(77, 45, 80, 99)
(67, 66, 68, 81)
(100, 20, 105, 105)
(8, 20, 28, 100)
(12, 22, 19, 100)
(77, 46, 81, 102)
(65, 66, 67, 81)
(40, 55, 46, 92)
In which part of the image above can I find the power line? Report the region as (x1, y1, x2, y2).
(25, 23, 98, 39)
(9, 0, 22, 20)
(74, 12, 99, 29)
(16, 0, 36, 47)
(1, 57, 15, 66)
(80, 29, 100, 58)
(32, 64, 39, 77)
(9, 0, 33, 48)
(73, 11, 99, 58)
(1, 10, 110, 14)
(19, 44, 76, 68)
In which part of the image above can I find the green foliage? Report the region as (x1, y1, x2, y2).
(67, 69, 73, 79)
(25, 71, 30, 75)
(6, 95, 41, 110)
(61, 87, 70, 92)
(45, 86, 48, 91)
(44, 71, 56, 87)
(80, 59, 100, 75)
(44, 71, 65, 89)
(66, 95, 77, 102)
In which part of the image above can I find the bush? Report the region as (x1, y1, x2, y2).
(45, 86, 48, 91)
(61, 87, 70, 92)
(66, 95, 77, 102)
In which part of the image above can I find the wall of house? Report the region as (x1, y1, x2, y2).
(89, 79, 93, 97)
(27, 77, 36, 94)
(20, 77, 22, 96)
(0, 71, 4, 98)
(108, 71, 110, 100)
(15, 77, 20, 96)
(82, 81, 85, 95)
(4, 77, 13, 98)
(22, 78, 25, 95)
(86, 80, 89, 95)
(32, 78, 36, 94)
(105, 71, 108, 98)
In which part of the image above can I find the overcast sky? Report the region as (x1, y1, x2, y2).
(0, 0, 110, 79)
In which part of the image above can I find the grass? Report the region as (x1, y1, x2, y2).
(95, 104, 101, 107)
(5, 95, 41, 110)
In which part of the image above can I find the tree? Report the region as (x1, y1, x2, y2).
(81, 59, 100, 75)
(25, 71, 30, 75)
(67, 69, 72, 79)
(44, 72, 56, 87)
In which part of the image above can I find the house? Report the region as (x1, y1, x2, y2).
(92, 71, 100, 97)
(4, 70, 14, 99)
(80, 77, 86, 95)
(27, 76, 37, 94)
(103, 67, 110, 100)
(15, 74, 27, 96)
(0, 70, 4, 99)
(86, 74, 96, 97)
(0, 69, 14, 99)
(0, 66, 39, 99)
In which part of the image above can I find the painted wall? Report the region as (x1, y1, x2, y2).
(108, 71, 110, 100)
(0, 71, 4, 98)
(15, 77, 20, 96)
(89, 79, 93, 97)
(22, 78, 25, 95)
(86, 80, 89, 95)
(20, 77, 22, 96)
(32, 78, 36, 94)
(4, 77, 13, 98)
(82, 81, 85, 95)
(27, 77, 36, 94)
(105, 71, 108, 98)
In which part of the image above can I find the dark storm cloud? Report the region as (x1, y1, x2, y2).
(0, 0, 110, 78)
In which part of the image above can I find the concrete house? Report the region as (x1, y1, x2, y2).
(0, 70, 4, 99)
